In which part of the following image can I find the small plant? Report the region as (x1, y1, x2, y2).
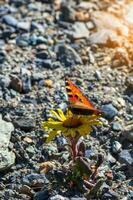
(42, 109, 104, 195)
(41, 79, 104, 197)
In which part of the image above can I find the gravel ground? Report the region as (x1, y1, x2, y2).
(0, 0, 133, 199)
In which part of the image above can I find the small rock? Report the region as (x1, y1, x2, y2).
(49, 194, 69, 200)
(39, 161, 55, 173)
(26, 146, 35, 155)
(16, 35, 29, 47)
(36, 50, 49, 59)
(17, 21, 30, 31)
(21, 68, 31, 93)
(89, 29, 119, 47)
(106, 153, 116, 164)
(94, 70, 102, 80)
(19, 185, 34, 197)
(10, 75, 22, 93)
(13, 117, 35, 131)
(23, 137, 33, 144)
(0, 149, 15, 171)
(119, 150, 133, 165)
(22, 173, 49, 188)
(31, 73, 44, 82)
(2, 15, 18, 27)
(124, 123, 133, 142)
(56, 44, 82, 67)
(112, 122, 122, 131)
(0, 50, 6, 64)
(60, 3, 75, 22)
(44, 79, 53, 88)
(34, 190, 50, 200)
(102, 190, 119, 200)
(58, 102, 67, 111)
(125, 75, 133, 91)
(30, 22, 44, 33)
(112, 141, 122, 154)
(31, 35, 47, 45)
(75, 10, 90, 22)
(37, 59, 53, 69)
(70, 22, 89, 39)
(0, 75, 11, 88)
(101, 104, 118, 120)
(0, 115, 15, 171)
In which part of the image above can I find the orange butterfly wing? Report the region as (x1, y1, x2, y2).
(65, 79, 101, 115)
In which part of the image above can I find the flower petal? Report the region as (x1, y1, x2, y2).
(46, 130, 60, 143)
(42, 121, 63, 129)
(57, 109, 66, 121)
(50, 110, 63, 121)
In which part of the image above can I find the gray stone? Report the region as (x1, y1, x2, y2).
(22, 173, 49, 187)
(0, 75, 11, 88)
(0, 115, 15, 171)
(71, 22, 89, 39)
(125, 75, 133, 90)
(13, 117, 35, 131)
(16, 35, 29, 47)
(2, 15, 18, 27)
(17, 21, 30, 31)
(21, 68, 31, 93)
(112, 122, 122, 131)
(101, 104, 118, 119)
(49, 195, 69, 200)
(119, 150, 133, 166)
(0, 150, 15, 171)
(112, 141, 122, 154)
(56, 44, 82, 67)
(123, 123, 133, 142)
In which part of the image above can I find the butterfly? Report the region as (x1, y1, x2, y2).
(65, 78, 102, 115)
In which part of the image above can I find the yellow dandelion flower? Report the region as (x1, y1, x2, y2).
(42, 109, 102, 143)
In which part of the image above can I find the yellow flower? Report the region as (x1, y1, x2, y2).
(42, 109, 102, 143)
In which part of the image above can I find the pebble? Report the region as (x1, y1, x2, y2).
(101, 104, 118, 120)
(49, 194, 69, 200)
(112, 141, 122, 154)
(16, 35, 29, 47)
(125, 75, 133, 90)
(0, 75, 11, 88)
(123, 122, 133, 143)
(21, 68, 31, 93)
(112, 122, 122, 131)
(17, 21, 30, 31)
(60, 3, 75, 22)
(30, 35, 47, 45)
(89, 29, 119, 47)
(0, 50, 6, 63)
(22, 173, 49, 188)
(0, 115, 15, 171)
(118, 150, 133, 166)
(2, 15, 18, 27)
(56, 44, 82, 67)
(106, 153, 116, 164)
(10, 75, 22, 93)
(102, 190, 119, 200)
(94, 70, 102, 80)
(13, 117, 35, 131)
(70, 22, 90, 39)
(34, 190, 50, 200)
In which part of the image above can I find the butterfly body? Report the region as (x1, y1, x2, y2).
(65, 79, 102, 116)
